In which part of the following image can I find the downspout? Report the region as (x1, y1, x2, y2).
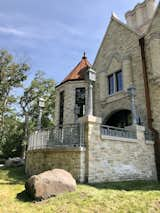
(139, 37, 160, 180)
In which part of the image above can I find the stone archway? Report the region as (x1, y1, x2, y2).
(103, 109, 132, 128)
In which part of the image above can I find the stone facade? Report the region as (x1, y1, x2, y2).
(125, 0, 156, 33)
(81, 116, 157, 183)
(26, 147, 86, 182)
(55, 81, 88, 126)
(145, 6, 160, 133)
(26, 116, 157, 182)
(93, 15, 147, 125)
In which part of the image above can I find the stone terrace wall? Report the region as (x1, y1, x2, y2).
(25, 147, 86, 182)
(80, 116, 157, 183)
(26, 116, 157, 183)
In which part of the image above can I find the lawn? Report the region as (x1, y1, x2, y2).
(0, 167, 160, 213)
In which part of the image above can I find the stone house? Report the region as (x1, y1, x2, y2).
(26, 0, 160, 183)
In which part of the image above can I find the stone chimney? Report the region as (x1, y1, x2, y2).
(125, 0, 156, 33)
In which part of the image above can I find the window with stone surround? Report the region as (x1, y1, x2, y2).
(75, 87, 85, 118)
(116, 70, 123, 92)
(59, 91, 64, 125)
(108, 70, 123, 95)
(108, 74, 114, 95)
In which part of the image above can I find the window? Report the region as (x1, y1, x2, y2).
(116, 70, 123, 92)
(108, 74, 114, 95)
(75, 88, 85, 118)
(108, 70, 123, 95)
(59, 91, 64, 125)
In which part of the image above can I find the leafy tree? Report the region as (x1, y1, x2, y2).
(1, 115, 24, 158)
(0, 50, 29, 147)
(20, 71, 56, 157)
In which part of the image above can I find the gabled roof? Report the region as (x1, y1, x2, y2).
(93, 13, 141, 68)
(57, 53, 91, 87)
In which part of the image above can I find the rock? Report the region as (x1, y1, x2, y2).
(5, 157, 24, 167)
(25, 169, 76, 200)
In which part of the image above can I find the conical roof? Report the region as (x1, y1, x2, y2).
(59, 53, 91, 86)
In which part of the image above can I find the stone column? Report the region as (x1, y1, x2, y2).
(78, 115, 102, 183)
(128, 85, 137, 125)
(122, 56, 133, 91)
(136, 125, 145, 141)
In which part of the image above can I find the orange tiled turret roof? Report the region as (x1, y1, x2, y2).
(59, 53, 91, 86)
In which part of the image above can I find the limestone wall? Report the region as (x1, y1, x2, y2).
(26, 116, 157, 183)
(55, 81, 88, 126)
(25, 147, 86, 182)
(125, 0, 156, 33)
(93, 17, 148, 125)
(81, 116, 157, 183)
(145, 5, 160, 133)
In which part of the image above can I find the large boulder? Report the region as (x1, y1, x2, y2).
(25, 169, 76, 200)
(5, 157, 24, 167)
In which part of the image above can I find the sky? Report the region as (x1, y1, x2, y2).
(0, 0, 159, 85)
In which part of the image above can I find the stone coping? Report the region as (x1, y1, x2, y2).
(101, 135, 138, 143)
(78, 115, 102, 124)
(27, 146, 86, 153)
(145, 140, 155, 145)
(101, 135, 154, 144)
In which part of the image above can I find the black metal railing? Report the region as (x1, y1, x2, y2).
(28, 124, 84, 150)
(101, 125, 137, 139)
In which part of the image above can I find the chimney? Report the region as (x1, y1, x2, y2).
(125, 0, 156, 33)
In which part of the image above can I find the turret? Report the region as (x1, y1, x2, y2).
(125, 0, 156, 33)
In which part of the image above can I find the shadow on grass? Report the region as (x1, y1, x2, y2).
(0, 166, 26, 184)
(90, 180, 160, 191)
(0, 166, 34, 202)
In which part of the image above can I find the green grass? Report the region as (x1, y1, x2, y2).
(0, 167, 160, 213)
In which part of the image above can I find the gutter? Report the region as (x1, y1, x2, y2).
(139, 37, 160, 180)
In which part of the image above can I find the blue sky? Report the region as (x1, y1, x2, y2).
(0, 0, 158, 85)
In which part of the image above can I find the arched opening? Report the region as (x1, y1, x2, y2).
(104, 109, 132, 128)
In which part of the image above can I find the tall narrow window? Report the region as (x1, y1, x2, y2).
(108, 74, 114, 95)
(59, 91, 64, 125)
(116, 70, 123, 92)
(75, 88, 85, 118)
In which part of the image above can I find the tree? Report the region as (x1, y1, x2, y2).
(20, 71, 56, 157)
(0, 50, 29, 146)
(1, 115, 24, 158)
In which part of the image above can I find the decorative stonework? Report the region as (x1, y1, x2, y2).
(125, 0, 156, 33)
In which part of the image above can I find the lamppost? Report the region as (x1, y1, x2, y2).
(86, 68, 96, 115)
(37, 97, 45, 130)
(127, 84, 137, 125)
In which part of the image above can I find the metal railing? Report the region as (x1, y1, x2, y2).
(101, 125, 137, 139)
(28, 124, 84, 150)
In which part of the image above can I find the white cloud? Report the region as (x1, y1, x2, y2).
(0, 26, 25, 36)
